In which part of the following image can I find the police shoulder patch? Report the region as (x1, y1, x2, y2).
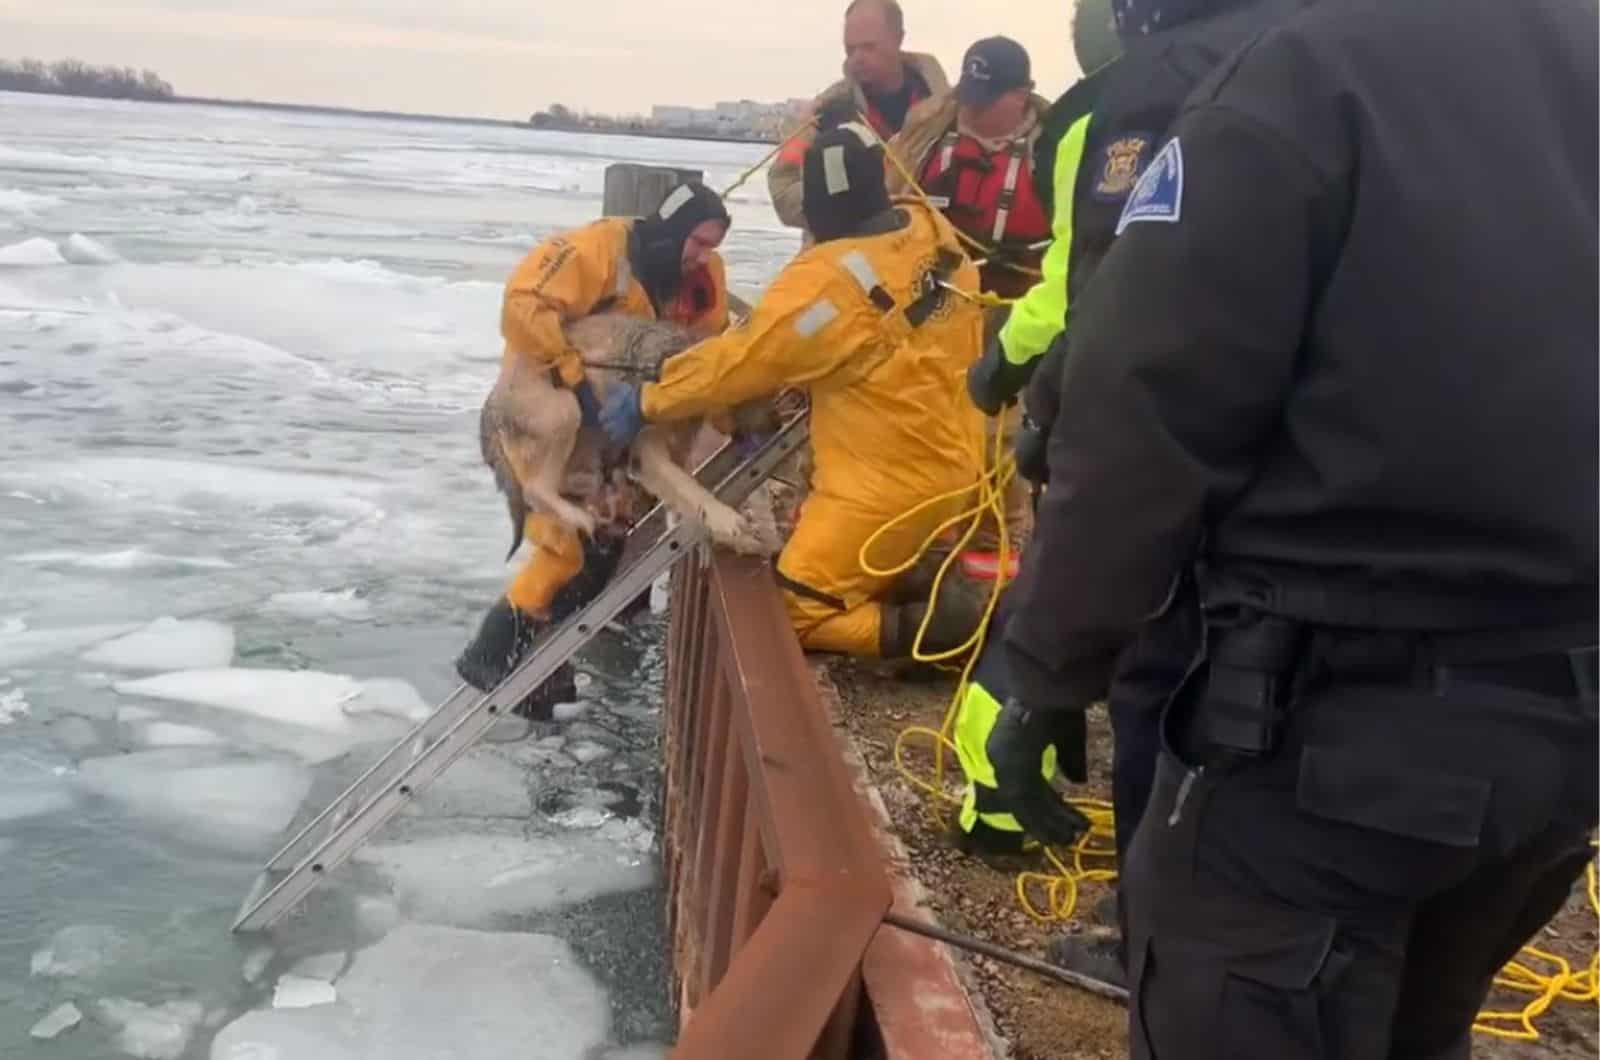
(1115, 137, 1184, 235)
(1092, 133, 1152, 201)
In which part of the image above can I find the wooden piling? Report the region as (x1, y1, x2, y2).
(602, 163, 704, 218)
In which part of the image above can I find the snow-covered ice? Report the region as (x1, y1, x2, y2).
(83, 618, 236, 672)
(0, 237, 65, 267)
(75, 750, 312, 852)
(30, 1001, 83, 1040)
(210, 925, 611, 1060)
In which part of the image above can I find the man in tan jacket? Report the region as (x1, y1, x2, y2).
(768, 0, 948, 232)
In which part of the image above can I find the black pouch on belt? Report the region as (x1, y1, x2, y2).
(1194, 609, 1306, 759)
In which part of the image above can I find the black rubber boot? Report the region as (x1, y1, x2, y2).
(454, 598, 577, 720)
(1046, 931, 1128, 990)
(951, 816, 1034, 864)
(455, 597, 536, 693)
(879, 573, 991, 660)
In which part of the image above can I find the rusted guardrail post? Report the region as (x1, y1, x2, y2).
(664, 553, 893, 1059)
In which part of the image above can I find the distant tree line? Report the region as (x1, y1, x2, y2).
(0, 58, 175, 101)
(529, 103, 648, 134)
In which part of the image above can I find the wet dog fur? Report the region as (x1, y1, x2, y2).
(480, 313, 779, 560)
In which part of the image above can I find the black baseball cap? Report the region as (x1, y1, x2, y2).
(957, 37, 1032, 106)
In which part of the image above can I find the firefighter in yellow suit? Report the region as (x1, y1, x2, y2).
(456, 182, 733, 716)
(601, 123, 989, 657)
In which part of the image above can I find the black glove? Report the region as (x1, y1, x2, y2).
(1014, 410, 1049, 488)
(987, 698, 1093, 847)
(1014, 339, 1068, 486)
(966, 333, 1035, 417)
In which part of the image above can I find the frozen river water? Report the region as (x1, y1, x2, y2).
(0, 90, 796, 1058)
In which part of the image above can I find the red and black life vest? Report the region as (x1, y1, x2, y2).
(919, 129, 1050, 259)
(665, 264, 719, 327)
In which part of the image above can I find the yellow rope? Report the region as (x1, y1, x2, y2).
(857, 111, 1042, 282)
(719, 114, 818, 200)
(1473, 854, 1600, 1041)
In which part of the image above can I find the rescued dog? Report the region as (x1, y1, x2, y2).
(479, 312, 778, 560)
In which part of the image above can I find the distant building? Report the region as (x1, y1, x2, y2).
(649, 98, 806, 138)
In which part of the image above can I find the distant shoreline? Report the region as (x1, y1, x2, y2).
(169, 95, 778, 145)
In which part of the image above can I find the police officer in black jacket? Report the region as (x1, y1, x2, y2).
(987, 0, 1599, 1049)
(971, 0, 1314, 986)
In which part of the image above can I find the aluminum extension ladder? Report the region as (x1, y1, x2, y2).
(231, 413, 811, 933)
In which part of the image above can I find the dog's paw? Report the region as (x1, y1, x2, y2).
(702, 506, 772, 556)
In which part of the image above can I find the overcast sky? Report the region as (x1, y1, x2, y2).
(0, 0, 1082, 119)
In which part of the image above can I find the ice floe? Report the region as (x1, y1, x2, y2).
(83, 618, 237, 672)
(287, 953, 346, 982)
(356, 832, 653, 927)
(0, 685, 29, 724)
(30, 1001, 82, 1039)
(75, 750, 311, 853)
(137, 722, 228, 748)
(241, 947, 274, 985)
(0, 622, 141, 668)
(262, 589, 371, 622)
(272, 975, 336, 1010)
(210, 925, 610, 1060)
(31, 924, 133, 979)
(96, 997, 206, 1060)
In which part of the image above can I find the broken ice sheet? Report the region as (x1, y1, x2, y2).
(31, 923, 133, 979)
(75, 750, 311, 853)
(241, 946, 274, 984)
(287, 952, 346, 982)
(96, 998, 205, 1060)
(31, 1001, 83, 1039)
(272, 975, 337, 1009)
(82, 618, 236, 672)
(355, 832, 653, 927)
(210, 925, 610, 1060)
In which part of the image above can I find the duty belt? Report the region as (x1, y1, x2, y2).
(1191, 564, 1598, 758)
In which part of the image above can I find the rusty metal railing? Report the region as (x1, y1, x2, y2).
(664, 550, 893, 1058)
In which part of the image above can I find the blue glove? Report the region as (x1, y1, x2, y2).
(599, 383, 646, 447)
(573, 379, 602, 428)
